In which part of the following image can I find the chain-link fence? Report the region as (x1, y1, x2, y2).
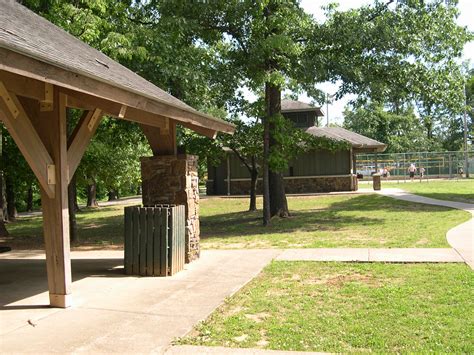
(355, 151, 474, 180)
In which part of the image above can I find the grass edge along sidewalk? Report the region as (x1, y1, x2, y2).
(379, 179, 474, 204)
(177, 261, 474, 353)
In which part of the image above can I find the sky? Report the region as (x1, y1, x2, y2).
(295, 0, 474, 125)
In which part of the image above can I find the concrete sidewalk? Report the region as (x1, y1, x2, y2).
(379, 188, 473, 269)
(276, 248, 464, 263)
(0, 249, 280, 353)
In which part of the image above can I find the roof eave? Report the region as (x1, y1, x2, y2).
(0, 47, 235, 136)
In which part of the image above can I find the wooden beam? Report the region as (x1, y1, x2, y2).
(29, 88, 72, 308)
(0, 70, 45, 101)
(0, 81, 55, 198)
(180, 121, 218, 139)
(0, 68, 230, 138)
(63, 90, 169, 130)
(140, 121, 177, 156)
(67, 108, 103, 177)
(0, 48, 235, 134)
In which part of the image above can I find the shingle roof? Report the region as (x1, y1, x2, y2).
(281, 99, 323, 116)
(306, 126, 387, 152)
(0, 0, 233, 133)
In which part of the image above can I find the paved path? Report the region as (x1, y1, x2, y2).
(378, 188, 474, 269)
(0, 249, 280, 353)
(276, 248, 464, 263)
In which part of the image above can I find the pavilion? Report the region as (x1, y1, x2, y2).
(0, 1, 234, 307)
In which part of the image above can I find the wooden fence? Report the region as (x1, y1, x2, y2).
(124, 205, 185, 276)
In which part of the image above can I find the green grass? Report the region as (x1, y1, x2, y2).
(3, 194, 470, 249)
(382, 179, 474, 204)
(178, 262, 474, 353)
(3, 204, 131, 249)
(200, 194, 470, 249)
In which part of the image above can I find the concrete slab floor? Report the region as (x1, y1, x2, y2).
(0, 249, 281, 353)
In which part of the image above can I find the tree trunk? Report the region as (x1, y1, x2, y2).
(249, 162, 258, 212)
(5, 175, 17, 220)
(26, 184, 33, 212)
(266, 82, 289, 218)
(263, 84, 271, 226)
(108, 189, 119, 201)
(68, 173, 78, 243)
(86, 181, 98, 207)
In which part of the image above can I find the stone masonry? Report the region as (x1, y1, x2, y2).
(141, 154, 200, 263)
(208, 175, 357, 195)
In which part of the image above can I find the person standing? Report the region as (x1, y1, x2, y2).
(419, 167, 425, 178)
(408, 163, 416, 181)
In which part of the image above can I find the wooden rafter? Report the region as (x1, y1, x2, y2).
(0, 81, 55, 198)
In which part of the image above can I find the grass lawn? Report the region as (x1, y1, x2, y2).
(382, 179, 474, 204)
(178, 262, 474, 353)
(2, 194, 470, 249)
(200, 194, 470, 249)
(2, 204, 133, 249)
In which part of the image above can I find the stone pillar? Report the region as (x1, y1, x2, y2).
(141, 154, 200, 263)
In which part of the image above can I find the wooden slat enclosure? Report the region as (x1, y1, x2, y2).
(124, 205, 185, 277)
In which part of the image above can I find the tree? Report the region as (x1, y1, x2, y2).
(222, 118, 263, 211)
(157, 0, 328, 224)
(343, 102, 441, 152)
(157, 0, 472, 225)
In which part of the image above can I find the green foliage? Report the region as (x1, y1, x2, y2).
(343, 102, 441, 152)
(1, 125, 39, 212)
(76, 119, 151, 198)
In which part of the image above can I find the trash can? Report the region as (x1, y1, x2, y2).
(372, 173, 381, 191)
(124, 205, 185, 277)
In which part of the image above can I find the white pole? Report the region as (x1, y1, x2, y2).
(463, 82, 470, 178)
(326, 93, 329, 127)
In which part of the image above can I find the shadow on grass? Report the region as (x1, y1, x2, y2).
(3, 206, 125, 249)
(200, 194, 453, 240)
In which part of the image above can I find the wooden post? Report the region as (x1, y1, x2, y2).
(140, 120, 177, 156)
(30, 89, 72, 308)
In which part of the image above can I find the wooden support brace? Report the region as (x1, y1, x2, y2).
(40, 83, 54, 111)
(140, 120, 177, 156)
(0, 81, 55, 198)
(0, 81, 19, 118)
(68, 108, 103, 177)
(118, 105, 127, 119)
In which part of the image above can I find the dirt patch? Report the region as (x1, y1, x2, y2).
(222, 305, 245, 317)
(244, 312, 270, 323)
(233, 334, 248, 343)
(256, 329, 269, 348)
(305, 272, 381, 288)
(415, 238, 429, 245)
